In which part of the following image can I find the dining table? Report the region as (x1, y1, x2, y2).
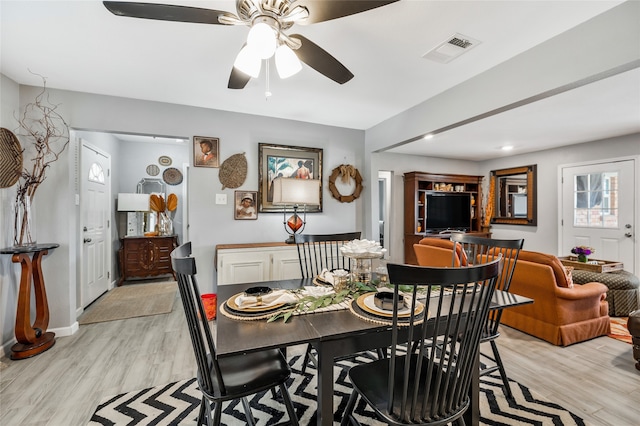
(215, 278, 533, 426)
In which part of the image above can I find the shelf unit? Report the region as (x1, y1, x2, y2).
(404, 172, 486, 264)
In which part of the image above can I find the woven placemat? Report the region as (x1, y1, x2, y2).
(0, 128, 23, 188)
(348, 300, 425, 327)
(219, 152, 247, 189)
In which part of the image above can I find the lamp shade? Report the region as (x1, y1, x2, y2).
(247, 21, 277, 59)
(234, 45, 262, 78)
(117, 193, 150, 211)
(272, 178, 320, 205)
(275, 44, 302, 79)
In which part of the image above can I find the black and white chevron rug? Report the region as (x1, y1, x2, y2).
(89, 352, 585, 425)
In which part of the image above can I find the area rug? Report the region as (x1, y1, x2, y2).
(89, 353, 585, 426)
(608, 317, 632, 344)
(78, 281, 177, 325)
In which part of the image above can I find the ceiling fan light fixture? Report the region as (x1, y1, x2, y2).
(281, 5, 309, 24)
(247, 20, 278, 59)
(234, 45, 262, 78)
(275, 44, 302, 79)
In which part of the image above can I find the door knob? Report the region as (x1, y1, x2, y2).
(625, 232, 632, 238)
(84, 238, 92, 243)
(625, 224, 632, 229)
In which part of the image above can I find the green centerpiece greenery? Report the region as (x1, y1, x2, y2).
(267, 282, 376, 323)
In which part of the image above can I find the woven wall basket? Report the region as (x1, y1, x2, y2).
(219, 152, 247, 190)
(0, 128, 23, 188)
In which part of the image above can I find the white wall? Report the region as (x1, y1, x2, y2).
(479, 133, 640, 257)
(362, 0, 640, 241)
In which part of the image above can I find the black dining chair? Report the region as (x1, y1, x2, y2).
(171, 242, 299, 426)
(449, 233, 524, 401)
(341, 258, 502, 426)
(294, 232, 362, 373)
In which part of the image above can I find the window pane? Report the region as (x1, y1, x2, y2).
(573, 171, 618, 229)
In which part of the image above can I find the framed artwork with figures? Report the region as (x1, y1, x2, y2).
(258, 143, 323, 213)
(193, 136, 219, 168)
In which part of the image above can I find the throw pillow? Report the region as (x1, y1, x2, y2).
(564, 266, 574, 288)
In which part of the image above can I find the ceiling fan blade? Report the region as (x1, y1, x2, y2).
(294, 0, 399, 24)
(228, 67, 252, 89)
(290, 34, 354, 84)
(103, 1, 238, 25)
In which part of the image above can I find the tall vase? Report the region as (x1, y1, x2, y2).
(13, 195, 36, 247)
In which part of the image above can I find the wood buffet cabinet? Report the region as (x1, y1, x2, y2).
(404, 172, 489, 265)
(118, 235, 178, 285)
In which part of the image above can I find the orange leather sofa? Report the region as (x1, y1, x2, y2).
(500, 250, 610, 346)
(414, 238, 610, 346)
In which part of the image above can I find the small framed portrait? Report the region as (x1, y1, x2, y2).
(234, 190, 258, 220)
(193, 136, 220, 168)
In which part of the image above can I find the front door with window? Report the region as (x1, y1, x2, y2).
(561, 159, 635, 273)
(81, 141, 111, 307)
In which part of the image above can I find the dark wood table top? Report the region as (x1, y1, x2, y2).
(215, 279, 533, 357)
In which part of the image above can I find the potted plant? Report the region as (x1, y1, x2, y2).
(12, 76, 69, 246)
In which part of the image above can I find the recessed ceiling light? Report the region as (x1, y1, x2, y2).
(423, 134, 434, 140)
(501, 145, 513, 151)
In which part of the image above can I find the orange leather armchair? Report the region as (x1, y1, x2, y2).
(414, 237, 466, 267)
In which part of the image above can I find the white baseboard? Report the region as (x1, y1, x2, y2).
(0, 322, 79, 359)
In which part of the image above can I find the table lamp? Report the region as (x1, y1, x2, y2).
(117, 193, 150, 236)
(271, 177, 321, 243)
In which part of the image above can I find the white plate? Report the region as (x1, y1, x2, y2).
(363, 293, 412, 316)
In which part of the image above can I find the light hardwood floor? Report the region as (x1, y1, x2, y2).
(1, 294, 638, 426)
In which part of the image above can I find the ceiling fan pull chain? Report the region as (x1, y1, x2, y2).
(265, 59, 272, 99)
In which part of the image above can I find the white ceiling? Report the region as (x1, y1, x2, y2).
(1, 0, 639, 160)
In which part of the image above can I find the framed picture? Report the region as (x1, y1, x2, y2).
(234, 190, 258, 220)
(193, 136, 220, 168)
(258, 143, 323, 213)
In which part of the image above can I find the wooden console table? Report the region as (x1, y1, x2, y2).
(118, 235, 178, 285)
(0, 243, 59, 360)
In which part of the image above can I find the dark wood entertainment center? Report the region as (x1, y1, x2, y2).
(404, 171, 489, 264)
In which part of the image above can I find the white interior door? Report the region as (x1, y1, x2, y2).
(81, 142, 111, 307)
(561, 159, 636, 273)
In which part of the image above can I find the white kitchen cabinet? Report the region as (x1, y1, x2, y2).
(215, 242, 302, 285)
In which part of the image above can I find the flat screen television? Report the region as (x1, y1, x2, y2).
(425, 192, 471, 232)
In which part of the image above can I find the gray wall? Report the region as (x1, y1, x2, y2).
(0, 81, 365, 356)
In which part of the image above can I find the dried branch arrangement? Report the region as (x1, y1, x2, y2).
(13, 76, 70, 245)
(482, 175, 495, 227)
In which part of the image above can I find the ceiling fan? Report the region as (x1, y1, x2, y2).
(103, 1, 398, 89)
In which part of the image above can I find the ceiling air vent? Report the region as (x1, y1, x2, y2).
(423, 33, 481, 64)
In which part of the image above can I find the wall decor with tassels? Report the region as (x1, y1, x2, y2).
(328, 164, 363, 203)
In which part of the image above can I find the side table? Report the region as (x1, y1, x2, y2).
(0, 243, 59, 360)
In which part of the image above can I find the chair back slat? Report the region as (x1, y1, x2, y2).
(449, 234, 524, 336)
(294, 232, 361, 278)
(171, 242, 225, 397)
(386, 258, 501, 423)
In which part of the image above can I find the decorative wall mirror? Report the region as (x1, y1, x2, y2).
(137, 178, 166, 232)
(491, 165, 537, 226)
(137, 178, 166, 196)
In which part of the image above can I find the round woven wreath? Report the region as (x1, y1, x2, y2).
(328, 164, 363, 203)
